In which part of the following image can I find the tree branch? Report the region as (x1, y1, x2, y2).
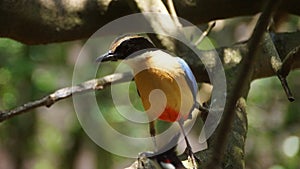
(206, 0, 282, 168)
(0, 0, 299, 44)
(0, 72, 132, 122)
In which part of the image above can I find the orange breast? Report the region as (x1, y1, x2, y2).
(133, 68, 194, 122)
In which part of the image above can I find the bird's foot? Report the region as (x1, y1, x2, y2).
(137, 151, 155, 168)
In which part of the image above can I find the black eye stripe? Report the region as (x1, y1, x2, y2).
(108, 36, 155, 60)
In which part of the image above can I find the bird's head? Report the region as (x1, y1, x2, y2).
(96, 35, 155, 62)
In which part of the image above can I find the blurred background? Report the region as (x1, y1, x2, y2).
(0, 14, 299, 169)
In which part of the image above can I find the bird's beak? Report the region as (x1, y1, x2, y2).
(96, 51, 120, 62)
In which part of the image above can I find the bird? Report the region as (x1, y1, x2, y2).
(96, 35, 201, 168)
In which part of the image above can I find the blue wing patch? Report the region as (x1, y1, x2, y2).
(176, 57, 198, 101)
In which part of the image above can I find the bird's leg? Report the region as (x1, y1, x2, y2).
(195, 101, 209, 114)
(194, 101, 210, 122)
(149, 121, 158, 151)
(178, 118, 198, 169)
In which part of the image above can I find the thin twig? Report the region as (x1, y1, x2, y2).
(166, 0, 182, 28)
(277, 74, 295, 102)
(205, 0, 282, 168)
(277, 45, 300, 101)
(280, 45, 300, 77)
(133, 0, 183, 52)
(0, 72, 133, 122)
(265, 32, 295, 102)
(194, 21, 216, 46)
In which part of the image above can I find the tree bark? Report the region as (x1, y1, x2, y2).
(0, 0, 299, 44)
